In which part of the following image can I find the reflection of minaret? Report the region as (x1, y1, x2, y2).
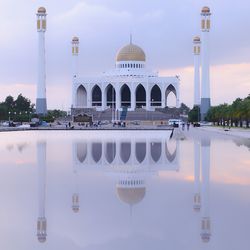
(72, 169, 80, 213)
(193, 36, 201, 107)
(200, 138, 211, 242)
(200, 6, 211, 120)
(36, 7, 47, 115)
(37, 141, 47, 243)
(193, 140, 201, 211)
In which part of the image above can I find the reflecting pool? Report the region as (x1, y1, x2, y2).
(0, 130, 249, 250)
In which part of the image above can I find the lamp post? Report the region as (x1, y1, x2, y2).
(8, 112, 11, 123)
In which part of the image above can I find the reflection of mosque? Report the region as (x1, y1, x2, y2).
(193, 138, 211, 243)
(36, 136, 179, 243)
(73, 137, 179, 209)
(35, 136, 211, 244)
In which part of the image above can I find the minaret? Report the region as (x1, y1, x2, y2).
(71, 36, 79, 109)
(36, 7, 47, 115)
(200, 138, 211, 243)
(200, 6, 211, 120)
(193, 36, 201, 107)
(193, 140, 201, 212)
(37, 141, 47, 243)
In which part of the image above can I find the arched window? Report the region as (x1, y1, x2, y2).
(136, 84, 146, 107)
(92, 85, 102, 106)
(165, 84, 177, 107)
(121, 84, 131, 107)
(76, 85, 87, 107)
(106, 84, 116, 107)
(150, 85, 162, 106)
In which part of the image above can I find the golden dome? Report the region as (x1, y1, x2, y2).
(193, 36, 200, 42)
(117, 187, 145, 205)
(72, 36, 79, 42)
(202, 6, 210, 13)
(116, 43, 146, 62)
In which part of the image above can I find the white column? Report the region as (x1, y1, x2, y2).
(200, 7, 211, 120)
(193, 37, 201, 106)
(87, 84, 91, 108)
(146, 84, 150, 110)
(200, 137, 211, 242)
(116, 85, 121, 111)
(193, 140, 201, 211)
(102, 86, 107, 110)
(131, 84, 136, 110)
(37, 141, 47, 243)
(36, 8, 47, 115)
(161, 85, 165, 108)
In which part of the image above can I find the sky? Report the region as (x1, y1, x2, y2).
(0, 0, 249, 110)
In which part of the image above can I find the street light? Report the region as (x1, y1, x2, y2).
(8, 111, 11, 123)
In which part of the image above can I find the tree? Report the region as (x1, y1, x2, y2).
(14, 94, 32, 112)
(188, 106, 200, 122)
(5, 96, 14, 111)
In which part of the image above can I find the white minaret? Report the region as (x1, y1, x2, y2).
(200, 6, 211, 120)
(193, 140, 201, 212)
(200, 138, 211, 243)
(71, 36, 79, 109)
(36, 7, 47, 115)
(37, 141, 47, 243)
(193, 36, 201, 107)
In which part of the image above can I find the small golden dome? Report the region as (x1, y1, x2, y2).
(117, 187, 145, 205)
(38, 7, 46, 14)
(72, 36, 79, 42)
(202, 6, 210, 13)
(116, 43, 146, 62)
(193, 36, 200, 42)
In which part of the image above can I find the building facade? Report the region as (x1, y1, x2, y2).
(71, 38, 180, 112)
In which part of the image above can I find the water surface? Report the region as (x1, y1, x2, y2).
(0, 130, 249, 250)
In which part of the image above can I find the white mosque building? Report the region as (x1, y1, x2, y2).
(71, 37, 180, 113)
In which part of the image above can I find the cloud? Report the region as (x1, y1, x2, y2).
(159, 63, 250, 108)
(0, 0, 249, 109)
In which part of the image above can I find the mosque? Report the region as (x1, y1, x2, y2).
(71, 37, 180, 113)
(35, 6, 211, 120)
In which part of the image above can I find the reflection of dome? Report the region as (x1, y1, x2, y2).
(72, 36, 79, 42)
(38, 235, 46, 243)
(201, 233, 210, 243)
(202, 6, 210, 13)
(193, 36, 200, 42)
(117, 187, 145, 205)
(72, 206, 79, 213)
(116, 43, 146, 62)
(38, 7, 46, 14)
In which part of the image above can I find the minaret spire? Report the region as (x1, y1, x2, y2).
(130, 33, 132, 44)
